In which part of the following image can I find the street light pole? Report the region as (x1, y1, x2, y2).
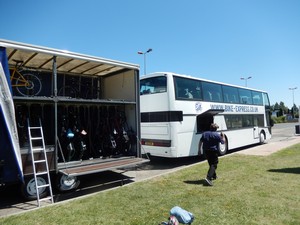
(240, 76, 252, 87)
(289, 87, 297, 118)
(137, 48, 152, 75)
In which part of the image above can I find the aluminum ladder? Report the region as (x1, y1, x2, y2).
(27, 119, 54, 207)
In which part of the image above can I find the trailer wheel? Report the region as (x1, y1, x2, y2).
(21, 176, 48, 200)
(57, 174, 80, 192)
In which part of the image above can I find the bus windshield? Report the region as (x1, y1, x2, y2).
(140, 76, 167, 95)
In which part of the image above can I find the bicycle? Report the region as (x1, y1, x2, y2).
(58, 76, 101, 99)
(10, 60, 42, 96)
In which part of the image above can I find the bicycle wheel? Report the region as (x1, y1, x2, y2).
(16, 73, 42, 96)
(58, 86, 77, 98)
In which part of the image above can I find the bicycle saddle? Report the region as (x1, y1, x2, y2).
(12, 59, 24, 65)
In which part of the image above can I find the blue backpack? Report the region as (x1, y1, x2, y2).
(170, 206, 194, 224)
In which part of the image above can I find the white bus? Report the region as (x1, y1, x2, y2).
(140, 72, 273, 158)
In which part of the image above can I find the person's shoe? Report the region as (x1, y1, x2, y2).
(205, 178, 213, 186)
(212, 176, 218, 180)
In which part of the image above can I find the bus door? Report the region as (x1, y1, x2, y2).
(196, 109, 224, 132)
(253, 126, 259, 139)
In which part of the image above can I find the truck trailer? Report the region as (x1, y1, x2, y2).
(0, 39, 146, 200)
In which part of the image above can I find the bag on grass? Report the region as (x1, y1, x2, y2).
(160, 215, 179, 225)
(170, 206, 194, 224)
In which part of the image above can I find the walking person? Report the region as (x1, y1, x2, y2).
(200, 123, 225, 186)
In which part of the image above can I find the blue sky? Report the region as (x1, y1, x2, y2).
(1, 0, 299, 107)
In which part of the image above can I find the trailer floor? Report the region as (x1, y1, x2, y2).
(58, 156, 147, 176)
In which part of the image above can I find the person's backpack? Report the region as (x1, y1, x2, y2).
(169, 206, 194, 224)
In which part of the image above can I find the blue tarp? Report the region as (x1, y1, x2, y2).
(0, 47, 23, 184)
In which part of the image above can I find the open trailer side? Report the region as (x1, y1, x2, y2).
(0, 39, 146, 200)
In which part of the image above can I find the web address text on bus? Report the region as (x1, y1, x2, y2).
(210, 104, 259, 112)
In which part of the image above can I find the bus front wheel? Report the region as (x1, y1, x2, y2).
(198, 141, 207, 159)
(199, 139, 228, 157)
(259, 132, 266, 144)
(218, 138, 228, 156)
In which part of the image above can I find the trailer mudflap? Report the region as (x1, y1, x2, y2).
(58, 157, 148, 177)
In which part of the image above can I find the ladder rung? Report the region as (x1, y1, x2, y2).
(36, 171, 48, 176)
(34, 159, 46, 163)
(29, 126, 41, 129)
(31, 137, 43, 140)
(32, 147, 44, 151)
(37, 184, 50, 189)
(39, 196, 53, 202)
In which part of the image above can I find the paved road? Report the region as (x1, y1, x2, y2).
(270, 122, 298, 140)
(237, 123, 300, 156)
(1, 122, 300, 217)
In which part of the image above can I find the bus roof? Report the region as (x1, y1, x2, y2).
(140, 72, 267, 93)
(0, 39, 139, 77)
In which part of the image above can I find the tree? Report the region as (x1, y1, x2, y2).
(292, 103, 299, 118)
(271, 101, 289, 117)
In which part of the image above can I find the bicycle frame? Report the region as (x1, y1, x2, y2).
(9, 61, 42, 96)
(10, 67, 30, 88)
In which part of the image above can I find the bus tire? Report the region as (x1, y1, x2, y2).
(21, 176, 48, 200)
(259, 132, 266, 144)
(218, 137, 228, 156)
(198, 141, 205, 159)
(56, 174, 80, 192)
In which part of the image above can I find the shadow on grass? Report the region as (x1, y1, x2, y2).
(54, 171, 134, 202)
(268, 167, 300, 174)
(124, 156, 201, 171)
(184, 179, 212, 186)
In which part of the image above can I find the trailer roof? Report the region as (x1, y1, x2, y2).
(0, 39, 139, 77)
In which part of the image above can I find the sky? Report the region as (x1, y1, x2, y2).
(0, 0, 299, 108)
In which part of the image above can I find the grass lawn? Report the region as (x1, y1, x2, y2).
(1, 145, 300, 225)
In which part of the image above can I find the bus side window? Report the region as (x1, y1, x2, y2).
(213, 92, 221, 102)
(177, 88, 186, 98)
(241, 96, 247, 104)
(242, 117, 252, 127)
(224, 94, 229, 103)
(204, 91, 212, 101)
(253, 98, 259, 105)
(254, 117, 258, 126)
(155, 86, 166, 93)
(222, 85, 239, 103)
(252, 91, 263, 105)
(194, 87, 202, 100)
(231, 95, 237, 103)
(185, 88, 193, 98)
(211, 92, 217, 101)
(142, 89, 151, 94)
(238, 89, 252, 104)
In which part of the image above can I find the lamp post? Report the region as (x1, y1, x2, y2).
(240, 76, 252, 87)
(137, 48, 152, 75)
(289, 87, 297, 118)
